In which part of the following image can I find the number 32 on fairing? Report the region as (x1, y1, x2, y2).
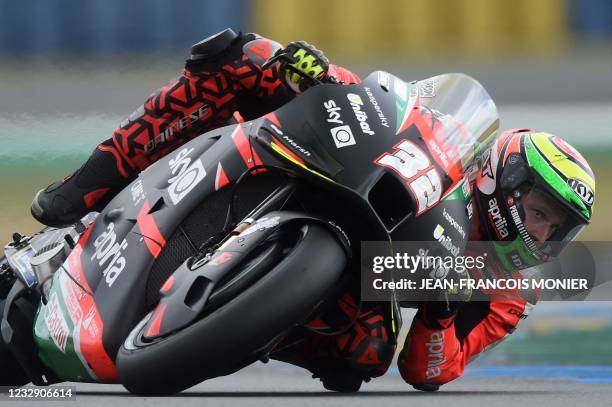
(374, 139, 442, 215)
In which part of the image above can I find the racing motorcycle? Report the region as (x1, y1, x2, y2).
(0, 70, 498, 395)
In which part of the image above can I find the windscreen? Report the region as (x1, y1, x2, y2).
(393, 73, 499, 176)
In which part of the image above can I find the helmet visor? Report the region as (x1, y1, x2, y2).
(511, 185, 588, 259)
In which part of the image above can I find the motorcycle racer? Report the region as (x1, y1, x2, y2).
(26, 29, 595, 393)
(397, 129, 595, 391)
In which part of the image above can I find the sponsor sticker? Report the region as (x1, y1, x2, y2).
(324, 99, 357, 148)
(330, 125, 356, 148)
(168, 147, 207, 204)
(442, 208, 467, 239)
(208, 252, 234, 266)
(433, 224, 460, 256)
(363, 87, 390, 128)
(488, 198, 509, 239)
(82, 306, 99, 339)
(45, 293, 70, 353)
(282, 135, 312, 157)
(130, 179, 146, 205)
(241, 216, 281, 236)
(91, 223, 128, 287)
(346, 93, 375, 136)
(425, 332, 445, 380)
(567, 178, 594, 206)
(377, 71, 390, 91)
(419, 78, 437, 98)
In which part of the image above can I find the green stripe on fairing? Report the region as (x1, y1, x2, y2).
(394, 81, 414, 134)
(524, 136, 590, 219)
(444, 178, 470, 202)
(33, 270, 95, 381)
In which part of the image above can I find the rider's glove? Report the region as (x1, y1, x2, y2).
(266, 41, 331, 94)
(420, 269, 472, 329)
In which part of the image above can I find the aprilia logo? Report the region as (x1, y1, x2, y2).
(91, 222, 128, 287)
(425, 332, 445, 379)
(488, 198, 509, 239)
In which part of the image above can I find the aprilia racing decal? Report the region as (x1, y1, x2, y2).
(91, 222, 128, 287)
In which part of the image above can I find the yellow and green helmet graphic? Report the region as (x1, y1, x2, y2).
(523, 132, 595, 222)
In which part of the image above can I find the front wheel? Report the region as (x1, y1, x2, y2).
(116, 222, 348, 395)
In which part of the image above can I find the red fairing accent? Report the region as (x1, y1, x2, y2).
(304, 316, 330, 330)
(146, 303, 168, 338)
(264, 112, 282, 128)
(215, 162, 230, 191)
(160, 275, 174, 295)
(233, 111, 245, 123)
(397, 300, 528, 386)
(83, 188, 111, 209)
(136, 199, 167, 258)
(231, 125, 264, 169)
(66, 228, 118, 382)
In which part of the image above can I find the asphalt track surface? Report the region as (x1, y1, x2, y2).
(3, 363, 612, 407)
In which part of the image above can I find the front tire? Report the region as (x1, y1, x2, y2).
(116, 223, 348, 395)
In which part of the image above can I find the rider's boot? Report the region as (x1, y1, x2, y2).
(31, 140, 134, 228)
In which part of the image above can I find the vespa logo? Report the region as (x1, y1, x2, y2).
(324, 100, 356, 148)
(168, 147, 207, 204)
(91, 223, 128, 287)
(567, 178, 594, 206)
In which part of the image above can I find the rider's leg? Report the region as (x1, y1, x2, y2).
(31, 139, 134, 227)
(271, 291, 396, 392)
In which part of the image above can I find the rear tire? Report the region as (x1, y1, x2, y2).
(116, 223, 347, 395)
